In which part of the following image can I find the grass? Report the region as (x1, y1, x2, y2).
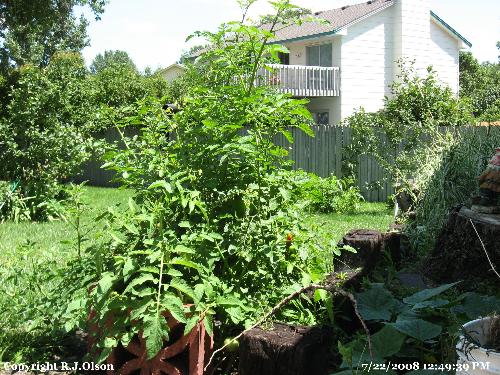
(0, 186, 131, 265)
(303, 202, 393, 244)
(0, 186, 131, 363)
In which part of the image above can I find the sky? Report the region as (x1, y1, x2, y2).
(80, 0, 500, 71)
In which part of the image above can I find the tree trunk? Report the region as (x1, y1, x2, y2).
(238, 324, 333, 375)
(337, 229, 384, 272)
(425, 206, 500, 285)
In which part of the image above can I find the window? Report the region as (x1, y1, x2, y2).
(278, 52, 290, 65)
(311, 111, 329, 125)
(306, 43, 332, 67)
(306, 43, 333, 90)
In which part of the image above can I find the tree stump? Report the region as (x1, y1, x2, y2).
(238, 323, 332, 375)
(337, 229, 384, 272)
(425, 206, 500, 285)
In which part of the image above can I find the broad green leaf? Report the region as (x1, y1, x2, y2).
(148, 180, 173, 193)
(216, 295, 244, 307)
(371, 325, 406, 358)
(194, 284, 205, 304)
(163, 295, 186, 323)
(356, 284, 398, 321)
(403, 282, 460, 305)
(178, 221, 191, 228)
(169, 258, 203, 272)
(226, 306, 245, 324)
(143, 313, 169, 359)
(389, 318, 442, 341)
(412, 299, 449, 310)
(453, 292, 500, 319)
(166, 268, 183, 277)
(96, 273, 115, 296)
(123, 258, 136, 279)
(174, 244, 195, 254)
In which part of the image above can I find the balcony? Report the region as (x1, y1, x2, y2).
(257, 64, 340, 97)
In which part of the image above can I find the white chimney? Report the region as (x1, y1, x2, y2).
(393, 0, 431, 78)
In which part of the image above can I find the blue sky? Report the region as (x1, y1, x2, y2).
(80, 0, 500, 71)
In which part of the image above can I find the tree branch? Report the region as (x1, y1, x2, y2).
(204, 271, 372, 372)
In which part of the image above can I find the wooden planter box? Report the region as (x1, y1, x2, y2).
(88, 309, 213, 375)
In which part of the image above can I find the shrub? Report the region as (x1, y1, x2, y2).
(289, 171, 363, 213)
(343, 60, 474, 197)
(0, 52, 95, 220)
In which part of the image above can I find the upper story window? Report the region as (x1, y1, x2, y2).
(306, 43, 332, 67)
(278, 52, 290, 65)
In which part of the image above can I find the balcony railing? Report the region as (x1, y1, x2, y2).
(257, 64, 340, 97)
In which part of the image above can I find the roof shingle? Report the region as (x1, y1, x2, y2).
(272, 0, 394, 43)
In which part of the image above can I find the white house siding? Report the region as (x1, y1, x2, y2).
(393, 0, 431, 78)
(429, 19, 460, 95)
(339, 5, 395, 120)
(286, 37, 342, 124)
(162, 65, 186, 83)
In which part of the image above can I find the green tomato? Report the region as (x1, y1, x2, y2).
(223, 337, 239, 352)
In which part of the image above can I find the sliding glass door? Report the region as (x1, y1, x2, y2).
(306, 43, 333, 90)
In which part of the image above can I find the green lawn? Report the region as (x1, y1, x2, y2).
(303, 202, 393, 244)
(0, 186, 131, 265)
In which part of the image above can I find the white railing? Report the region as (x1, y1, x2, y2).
(257, 64, 340, 97)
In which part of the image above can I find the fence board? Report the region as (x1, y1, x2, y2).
(79, 124, 498, 202)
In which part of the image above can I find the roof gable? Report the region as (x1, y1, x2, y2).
(430, 11, 472, 48)
(271, 0, 471, 48)
(272, 0, 395, 44)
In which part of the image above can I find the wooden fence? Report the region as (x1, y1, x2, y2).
(76, 125, 499, 202)
(271, 125, 394, 202)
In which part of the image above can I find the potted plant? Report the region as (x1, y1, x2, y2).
(456, 315, 500, 374)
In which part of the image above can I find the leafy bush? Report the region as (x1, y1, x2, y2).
(0, 52, 95, 220)
(289, 171, 363, 213)
(90, 50, 170, 111)
(343, 60, 473, 198)
(459, 50, 500, 120)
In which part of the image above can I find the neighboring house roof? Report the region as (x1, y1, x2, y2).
(160, 63, 187, 73)
(272, 0, 471, 48)
(272, 0, 395, 43)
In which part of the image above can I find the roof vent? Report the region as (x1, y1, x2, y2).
(314, 11, 321, 15)
(367, 0, 373, 4)
(341, 5, 350, 10)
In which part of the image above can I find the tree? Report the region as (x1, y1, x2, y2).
(459, 44, 500, 120)
(0, 52, 95, 220)
(0, 0, 107, 72)
(90, 50, 137, 74)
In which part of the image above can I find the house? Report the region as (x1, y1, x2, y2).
(160, 63, 187, 83)
(259, 0, 471, 125)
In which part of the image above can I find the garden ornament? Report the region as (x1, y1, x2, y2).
(472, 148, 500, 214)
